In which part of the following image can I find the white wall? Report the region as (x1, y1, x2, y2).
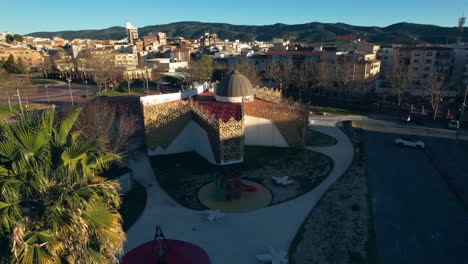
(140, 84, 204, 105)
(244, 115, 288, 147)
(147, 120, 217, 164)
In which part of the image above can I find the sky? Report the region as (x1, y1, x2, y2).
(2, 0, 467, 35)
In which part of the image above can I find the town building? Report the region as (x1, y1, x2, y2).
(126, 21, 139, 45)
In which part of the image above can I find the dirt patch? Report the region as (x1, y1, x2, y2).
(291, 121, 377, 264)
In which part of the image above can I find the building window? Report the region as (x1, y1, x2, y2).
(426, 52, 433, 56)
(425, 59, 432, 64)
(423, 74, 429, 79)
(415, 53, 421, 56)
(414, 60, 420, 63)
(413, 67, 418, 71)
(424, 66, 430, 71)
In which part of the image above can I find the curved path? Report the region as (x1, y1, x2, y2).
(123, 117, 354, 263)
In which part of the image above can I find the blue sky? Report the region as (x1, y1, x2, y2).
(2, 0, 467, 34)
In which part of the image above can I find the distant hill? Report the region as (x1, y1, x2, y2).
(27, 21, 468, 45)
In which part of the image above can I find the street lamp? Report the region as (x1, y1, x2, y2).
(45, 84, 50, 103)
(145, 66, 149, 94)
(67, 79, 74, 106)
(459, 85, 468, 127)
(85, 80, 89, 97)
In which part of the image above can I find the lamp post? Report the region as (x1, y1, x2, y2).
(45, 84, 50, 103)
(145, 66, 149, 94)
(85, 80, 89, 97)
(67, 78, 74, 106)
(459, 85, 468, 127)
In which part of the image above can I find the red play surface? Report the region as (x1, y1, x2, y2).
(121, 239, 210, 264)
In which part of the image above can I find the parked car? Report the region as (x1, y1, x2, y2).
(448, 120, 460, 130)
(394, 137, 425, 149)
(401, 115, 411, 122)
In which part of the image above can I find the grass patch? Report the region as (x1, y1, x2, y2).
(0, 104, 50, 121)
(89, 88, 145, 98)
(119, 181, 147, 232)
(30, 78, 58, 85)
(304, 128, 337, 147)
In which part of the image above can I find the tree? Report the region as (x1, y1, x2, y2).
(187, 54, 213, 83)
(152, 66, 166, 92)
(390, 60, 410, 107)
(426, 73, 447, 120)
(3, 54, 18, 74)
(74, 102, 138, 153)
(0, 107, 124, 263)
(279, 58, 295, 92)
(265, 60, 280, 88)
(13, 34, 24, 43)
(234, 58, 261, 87)
(122, 73, 134, 93)
(295, 63, 312, 99)
(5, 34, 14, 44)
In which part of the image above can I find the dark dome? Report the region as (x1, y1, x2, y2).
(216, 70, 254, 98)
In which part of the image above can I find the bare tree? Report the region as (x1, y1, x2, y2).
(313, 60, 331, 95)
(279, 58, 295, 92)
(334, 58, 355, 98)
(264, 60, 280, 88)
(74, 102, 138, 154)
(426, 73, 446, 120)
(122, 73, 134, 93)
(84, 54, 115, 93)
(295, 63, 312, 99)
(234, 58, 261, 87)
(390, 61, 410, 107)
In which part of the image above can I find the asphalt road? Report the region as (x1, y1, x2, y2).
(364, 117, 468, 264)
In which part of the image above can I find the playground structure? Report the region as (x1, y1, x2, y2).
(214, 167, 257, 202)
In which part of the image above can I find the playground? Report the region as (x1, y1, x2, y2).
(149, 146, 333, 212)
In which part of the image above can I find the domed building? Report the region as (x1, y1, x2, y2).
(141, 70, 308, 165)
(215, 70, 254, 103)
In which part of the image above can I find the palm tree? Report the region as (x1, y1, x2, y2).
(0, 106, 125, 263)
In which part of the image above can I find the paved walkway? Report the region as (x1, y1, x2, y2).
(123, 117, 354, 263)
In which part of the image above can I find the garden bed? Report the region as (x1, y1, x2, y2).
(150, 146, 333, 210)
(119, 181, 147, 231)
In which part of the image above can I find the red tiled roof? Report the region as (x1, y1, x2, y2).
(194, 92, 242, 122)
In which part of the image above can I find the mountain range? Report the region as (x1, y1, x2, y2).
(27, 21, 468, 45)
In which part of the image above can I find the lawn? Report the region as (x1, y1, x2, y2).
(89, 88, 145, 98)
(150, 146, 333, 210)
(0, 104, 50, 121)
(304, 128, 337, 147)
(30, 78, 58, 85)
(119, 181, 147, 232)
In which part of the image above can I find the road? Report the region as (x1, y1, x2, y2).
(364, 116, 468, 264)
(0, 81, 99, 107)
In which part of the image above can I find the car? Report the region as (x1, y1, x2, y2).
(448, 120, 460, 130)
(394, 137, 425, 149)
(401, 115, 411, 122)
